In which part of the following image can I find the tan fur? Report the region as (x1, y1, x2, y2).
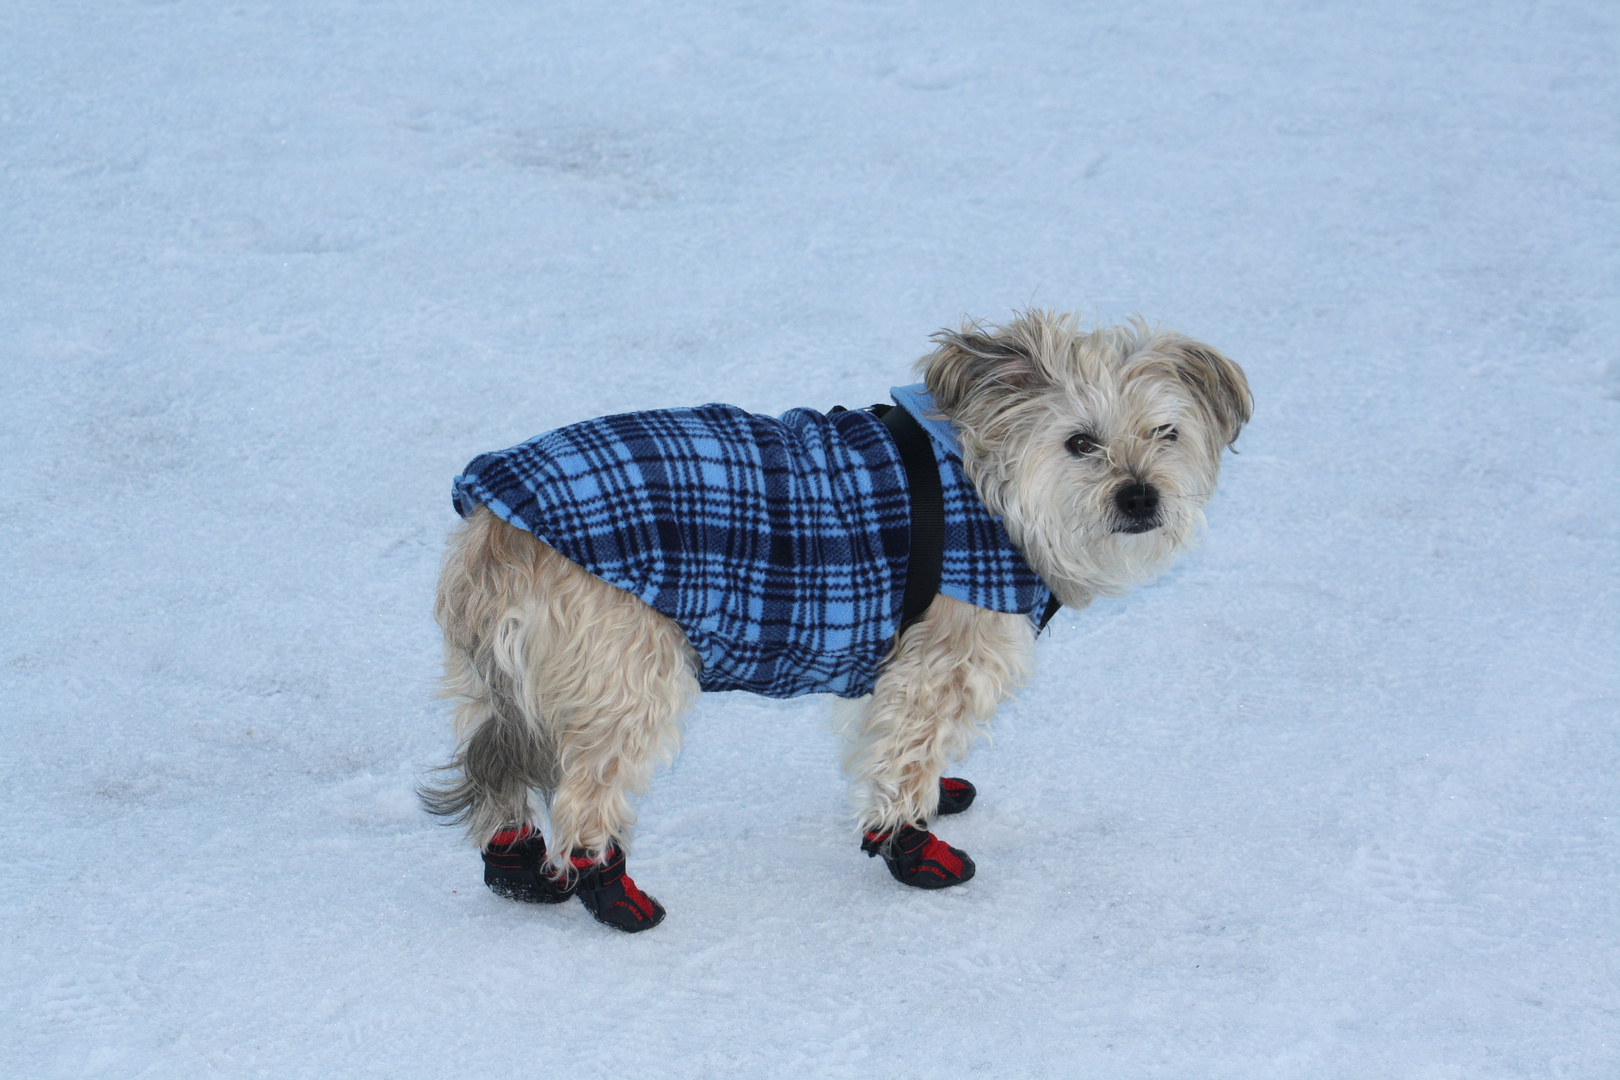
(424, 310, 1249, 888)
(424, 507, 699, 873)
(842, 594, 1036, 830)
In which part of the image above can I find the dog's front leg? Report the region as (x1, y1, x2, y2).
(845, 594, 1036, 887)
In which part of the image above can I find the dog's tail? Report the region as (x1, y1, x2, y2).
(419, 508, 559, 849)
(417, 666, 556, 848)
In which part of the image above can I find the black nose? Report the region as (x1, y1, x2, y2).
(1114, 482, 1160, 521)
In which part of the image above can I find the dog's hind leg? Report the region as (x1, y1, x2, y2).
(422, 508, 561, 848)
(845, 594, 1035, 887)
(539, 588, 698, 865)
(530, 548, 698, 931)
(424, 509, 698, 930)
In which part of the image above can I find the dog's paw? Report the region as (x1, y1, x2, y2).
(936, 776, 976, 816)
(861, 824, 975, 889)
(482, 826, 577, 904)
(571, 847, 666, 932)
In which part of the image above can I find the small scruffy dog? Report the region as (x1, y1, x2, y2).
(423, 310, 1250, 932)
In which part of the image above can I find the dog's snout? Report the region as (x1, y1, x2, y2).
(1114, 482, 1160, 523)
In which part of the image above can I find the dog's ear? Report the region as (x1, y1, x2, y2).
(922, 324, 1046, 414)
(1162, 337, 1252, 448)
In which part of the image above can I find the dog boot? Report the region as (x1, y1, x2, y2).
(936, 776, 977, 816)
(570, 847, 666, 933)
(482, 825, 576, 904)
(861, 824, 976, 889)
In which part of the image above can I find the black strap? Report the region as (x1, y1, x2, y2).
(860, 401, 1063, 637)
(875, 404, 945, 636)
(1038, 593, 1062, 632)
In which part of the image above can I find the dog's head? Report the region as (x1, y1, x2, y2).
(919, 310, 1251, 608)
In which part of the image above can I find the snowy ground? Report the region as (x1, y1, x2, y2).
(3, 1, 1617, 1076)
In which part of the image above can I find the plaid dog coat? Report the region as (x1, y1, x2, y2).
(451, 387, 1052, 698)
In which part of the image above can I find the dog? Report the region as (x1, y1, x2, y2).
(422, 310, 1251, 931)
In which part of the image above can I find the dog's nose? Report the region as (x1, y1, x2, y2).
(1114, 482, 1160, 521)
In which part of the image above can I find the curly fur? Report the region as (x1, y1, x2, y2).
(422, 507, 698, 874)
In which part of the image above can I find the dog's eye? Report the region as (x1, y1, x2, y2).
(1152, 425, 1178, 442)
(1066, 433, 1101, 457)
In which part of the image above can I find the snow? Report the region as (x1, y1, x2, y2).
(2, 0, 1616, 1076)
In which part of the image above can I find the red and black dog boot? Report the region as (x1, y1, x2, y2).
(570, 846, 666, 932)
(936, 776, 977, 816)
(861, 824, 976, 889)
(482, 825, 576, 904)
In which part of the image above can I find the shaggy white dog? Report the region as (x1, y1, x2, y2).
(424, 310, 1251, 931)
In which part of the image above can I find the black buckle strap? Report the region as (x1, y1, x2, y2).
(874, 403, 945, 636)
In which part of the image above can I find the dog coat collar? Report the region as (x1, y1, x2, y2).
(889, 383, 962, 459)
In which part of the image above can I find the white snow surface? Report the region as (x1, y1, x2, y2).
(3, 1, 1617, 1076)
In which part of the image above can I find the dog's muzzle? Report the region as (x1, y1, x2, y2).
(1113, 481, 1161, 533)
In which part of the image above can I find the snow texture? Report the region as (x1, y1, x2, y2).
(2, 1, 1616, 1076)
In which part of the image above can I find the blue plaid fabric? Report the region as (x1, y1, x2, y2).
(451, 391, 1051, 699)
